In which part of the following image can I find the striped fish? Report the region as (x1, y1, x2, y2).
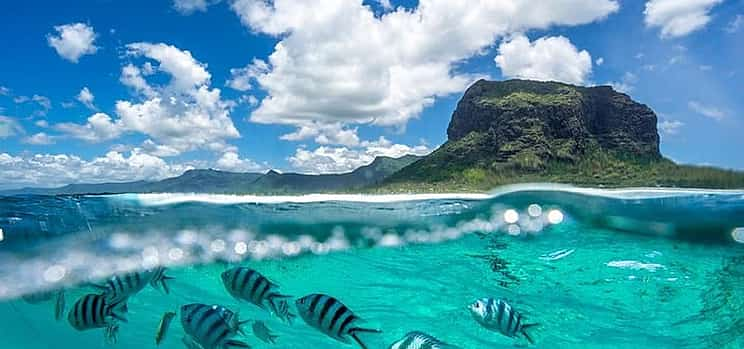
(94, 267, 173, 303)
(67, 294, 128, 343)
(389, 331, 458, 349)
(295, 294, 381, 349)
(180, 303, 251, 349)
(220, 267, 294, 323)
(251, 320, 278, 344)
(468, 298, 537, 344)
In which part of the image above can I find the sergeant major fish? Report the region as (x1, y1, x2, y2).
(180, 303, 251, 349)
(468, 298, 537, 344)
(296, 294, 381, 349)
(68, 294, 128, 343)
(221, 267, 294, 323)
(92, 267, 173, 303)
(389, 331, 459, 349)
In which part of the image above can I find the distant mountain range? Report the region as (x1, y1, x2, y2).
(1, 155, 422, 195)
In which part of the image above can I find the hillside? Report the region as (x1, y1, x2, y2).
(385, 79, 744, 190)
(1, 155, 421, 195)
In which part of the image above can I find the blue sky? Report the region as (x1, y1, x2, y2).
(0, 0, 742, 189)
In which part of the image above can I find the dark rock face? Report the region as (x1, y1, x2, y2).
(445, 79, 660, 166)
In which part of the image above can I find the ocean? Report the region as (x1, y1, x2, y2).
(1, 184, 743, 348)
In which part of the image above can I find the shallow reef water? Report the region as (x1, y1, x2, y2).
(0, 184, 743, 349)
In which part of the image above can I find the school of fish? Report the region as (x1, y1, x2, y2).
(25, 265, 538, 348)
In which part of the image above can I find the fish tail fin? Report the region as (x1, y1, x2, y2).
(349, 327, 382, 349)
(109, 301, 129, 323)
(54, 291, 66, 321)
(224, 339, 252, 348)
(521, 323, 538, 345)
(104, 324, 119, 344)
(231, 311, 250, 336)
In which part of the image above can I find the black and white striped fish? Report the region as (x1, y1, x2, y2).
(180, 303, 250, 349)
(68, 294, 128, 343)
(93, 267, 173, 303)
(389, 331, 458, 349)
(468, 298, 537, 344)
(220, 267, 294, 323)
(295, 294, 381, 349)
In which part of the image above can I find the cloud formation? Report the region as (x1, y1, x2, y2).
(644, 0, 723, 38)
(0, 116, 24, 138)
(56, 42, 240, 156)
(47, 23, 99, 62)
(288, 136, 431, 174)
(495, 34, 593, 85)
(76, 87, 96, 110)
(173, 0, 218, 14)
(689, 100, 725, 120)
(229, 0, 618, 134)
(658, 120, 684, 135)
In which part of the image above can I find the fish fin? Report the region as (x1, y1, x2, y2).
(109, 301, 129, 323)
(87, 282, 108, 292)
(349, 332, 369, 349)
(104, 324, 119, 344)
(160, 277, 172, 295)
(224, 339, 252, 348)
(54, 291, 65, 321)
(350, 327, 382, 334)
(182, 336, 203, 349)
(521, 323, 539, 345)
(269, 334, 278, 344)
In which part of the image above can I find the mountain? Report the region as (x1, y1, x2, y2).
(386, 79, 744, 189)
(1, 155, 421, 195)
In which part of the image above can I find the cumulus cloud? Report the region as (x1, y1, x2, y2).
(658, 120, 684, 135)
(688, 101, 725, 120)
(288, 136, 431, 174)
(0, 151, 191, 189)
(280, 122, 361, 147)
(76, 87, 96, 110)
(495, 34, 593, 85)
(215, 151, 265, 172)
(57, 42, 240, 156)
(47, 23, 99, 62)
(644, 0, 723, 38)
(22, 132, 56, 145)
(229, 0, 618, 133)
(0, 116, 24, 138)
(726, 14, 743, 33)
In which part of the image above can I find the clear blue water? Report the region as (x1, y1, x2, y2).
(1, 185, 743, 348)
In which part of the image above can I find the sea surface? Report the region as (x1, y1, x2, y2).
(0, 184, 743, 349)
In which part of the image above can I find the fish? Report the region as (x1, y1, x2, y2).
(251, 320, 278, 344)
(220, 267, 294, 323)
(295, 293, 381, 349)
(92, 266, 173, 303)
(389, 331, 459, 349)
(67, 294, 128, 343)
(468, 298, 537, 344)
(155, 311, 176, 345)
(180, 303, 251, 349)
(54, 291, 65, 321)
(22, 290, 56, 304)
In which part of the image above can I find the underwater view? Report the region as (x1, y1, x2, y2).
(1, 186, 743, 348)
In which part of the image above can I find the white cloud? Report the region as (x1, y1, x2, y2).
(173, 0, 218, 14)
(688, 101, 725, 120)
(658, 120, 684, 135)
(230, 0, 618, 133)
(47, 23, 99, 63)
(495, 34, 593, 85)
(35, 120, 49, 128)
(0, 86, 9, 96)
(0, 116, 24, 138)
(595, 57, 604, 66)
(22, 132, 56, 145)
(726, 14, 743, 33)
(644, 0, 723, 38)
(0, 151, 191, 189)
(606, 72, 638, 94)
(280, 122, 360, 147)
(76, 87, 96, 110)
(57, 42, 240, 156)
(215, 151, 265, 172)
(288, 136, 431, 174)
(226, 59, 267, 91)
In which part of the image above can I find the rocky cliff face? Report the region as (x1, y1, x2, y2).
(445, 79, 660, 167)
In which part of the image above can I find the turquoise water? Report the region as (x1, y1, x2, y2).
(1, 185, 743, 348)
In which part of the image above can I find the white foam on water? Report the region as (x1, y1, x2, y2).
(115, 192, 493, 206)
(606, 260, 665, 272)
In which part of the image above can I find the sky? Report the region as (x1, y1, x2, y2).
(0, 0, 742, 189)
